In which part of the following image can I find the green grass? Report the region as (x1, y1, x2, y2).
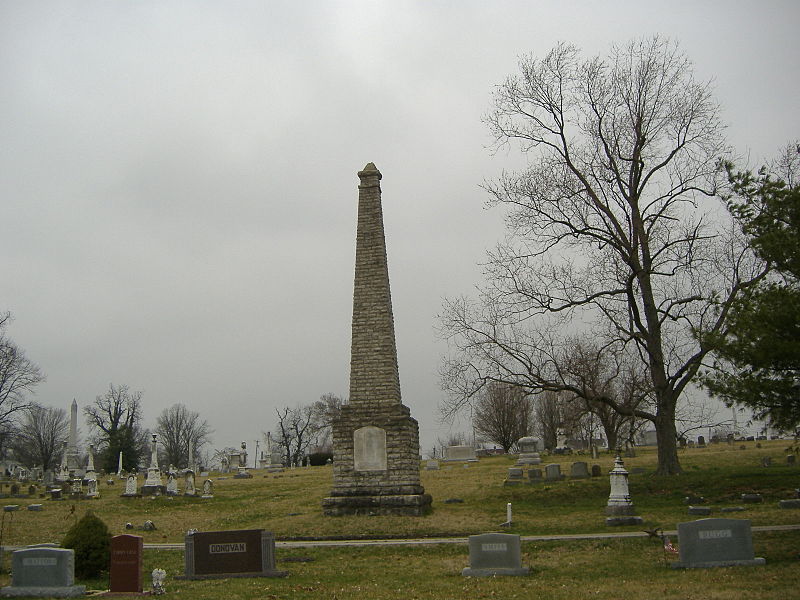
(1, 440, 799, 598)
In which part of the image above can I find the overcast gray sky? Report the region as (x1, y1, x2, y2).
(2, 1, 798, 457)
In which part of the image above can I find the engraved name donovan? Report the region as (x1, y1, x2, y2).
(698, 530, 733, 539)
(208, 542, 247, 554)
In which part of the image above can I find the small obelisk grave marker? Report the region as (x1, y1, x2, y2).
(323, 163, 432, 516)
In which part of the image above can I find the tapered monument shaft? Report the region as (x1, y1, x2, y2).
(349, 162, 401, 405)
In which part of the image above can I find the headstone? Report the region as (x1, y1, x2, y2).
(569, 461, 590, 479)
(425, 460, 439, 470)
(605, 454, 643, 525)
(322, 163, 431, 516)
(86, 478, 99, 498)
(122, 475, 138, 497)
(141, 434, 165, 495)
(720, 506, 745, 513)
(201, 479, 214, 498)
(182, 529, 287, 579)
(49, 488, 62, 501)
(0, 547, 85, 597)
(761, 456, 771, 467)
(184, 470, 197, 496)
(697, 435, 706, 447)
(515, 437, 541, 465)
(778, 499, 800, 509)
(27, 504, 43, 511)
(234, 441, 252, 478)
(151, 568, 166, 595)
(591, 464, 602, 477)
(787, 454, 796, 466)
(110, 534, 143, 593)
(166, 474, 179, 496)
(504, 468, 524, 486)
(741, 493, 763, 503)
(27, 485, 36, 497)
(527, 468, 542, 483)
(671, 518, 765, 568)
(444, 446, 478, 462)
(461, 533, 530, 577)
(544, 463, 562, 481)
(688, 506, 712, 516)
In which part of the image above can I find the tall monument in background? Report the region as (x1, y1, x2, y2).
(65, 399, 82, 475)
(322, 163, 431, 516)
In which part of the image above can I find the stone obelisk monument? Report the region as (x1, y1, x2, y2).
(322, 163, 431, 516)
(65, 399, 82, 476)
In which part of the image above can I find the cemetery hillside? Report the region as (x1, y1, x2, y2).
(1, 442, 799, 599)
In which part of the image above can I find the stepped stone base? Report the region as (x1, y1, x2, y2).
(322, 492, 432, 516)
(324, 401, 431, 516)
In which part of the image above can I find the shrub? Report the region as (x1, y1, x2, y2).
(61, 511, 111, 579)
(308, 451, 333, 466)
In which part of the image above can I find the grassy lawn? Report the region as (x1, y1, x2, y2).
(1, 440, 798, 598)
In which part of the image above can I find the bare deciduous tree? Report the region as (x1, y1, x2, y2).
(472, 382, 533, 452)
(439, 37, 767, 474)
(9, 403, 67, 471)
(273, 405, 320, 467)
(0, 312, 45, 444)
(155, 403, 212, 468)
(85, 384, 148, 472)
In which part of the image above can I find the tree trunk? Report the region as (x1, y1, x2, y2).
(654, 401, 682, 475)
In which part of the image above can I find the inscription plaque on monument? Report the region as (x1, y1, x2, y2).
(183, 529, 286, 579)
(353, 426, 387, 471)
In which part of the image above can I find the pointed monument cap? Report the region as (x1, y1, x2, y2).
(358, 162, 382, 181)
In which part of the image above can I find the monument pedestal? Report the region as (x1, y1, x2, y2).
(323, 402, 431, 516)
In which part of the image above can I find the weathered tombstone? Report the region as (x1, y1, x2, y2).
(591, 464, 602, 477)
(671, 518, 765, 568)
(27, 485, 36, 497)
(527, 468, 543, 483)
(0, 547, 85, 597)
(110, 534, 143, 593)
(697, 435, 706, 447)
(86, 478, 99, 498)
(184, 470, 197, 496)
(122, 474, 138, 497)
(688, 506, 712, 516)
(49, 488, 62, 501)
(444, 445, 478, 462)
(27, 504, 43, 511)
(461, 533, 530, 577)
(321, 164, 431, 516)
(9, 483, 19, 496)
(741, 493, 763, 503)
(425, 459, 440, 471)
(141, 434, 166, 495)
(182, 529, 286, 579)
(778, 499, 800, 509)
(504, 468, 524, 486)
(569, 461, 590, 479)
(605, 454, 643, 526)
(201, 479, 214, 498)
(544, 463, 563, 481)
(166, 474, 178, 496)
(515, 437, 541, 465)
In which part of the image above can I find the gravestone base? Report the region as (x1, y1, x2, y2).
(324, 401, 431, 517)
(322, 492, 431, 516)
(139, 485, 166, 496)
(671, 557, 765, 569)
(605, 515, 644, 526)
(462, 566, 530, 577)
(0, 585, 86, 597)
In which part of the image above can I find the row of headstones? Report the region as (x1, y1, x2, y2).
(505, 461, 598, 485)
(118, 473, 214, 498)
(686, 489, 800, 514)
(0, 516, 769, 597)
